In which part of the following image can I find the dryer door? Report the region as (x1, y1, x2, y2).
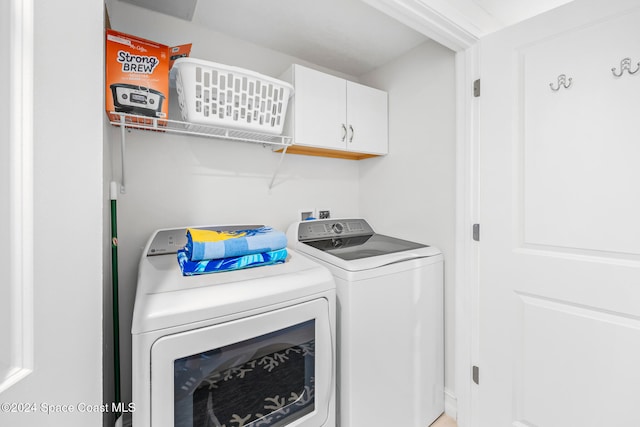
(151, 298, 333, 427)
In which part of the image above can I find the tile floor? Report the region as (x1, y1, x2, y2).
(431, 413, 458, 427)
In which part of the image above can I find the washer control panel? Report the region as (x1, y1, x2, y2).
(297, 218, 374, 242)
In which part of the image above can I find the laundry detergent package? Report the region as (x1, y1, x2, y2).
(106, 29, 192, 125)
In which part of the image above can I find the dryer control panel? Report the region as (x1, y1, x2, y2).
(147, 224, 264, 256)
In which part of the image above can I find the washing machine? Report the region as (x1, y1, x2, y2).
(131, 225, 336, 427)
(287, 218, 444, 427)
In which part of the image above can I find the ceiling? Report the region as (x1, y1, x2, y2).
(470, 0, 574, 27)
(117, 0, 574, 76)
(192, 0, 431, 76)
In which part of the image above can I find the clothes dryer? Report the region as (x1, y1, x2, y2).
(287, 219, 444, 427)
(132, 225, 336, 427)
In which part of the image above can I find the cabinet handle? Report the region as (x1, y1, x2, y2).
(349, 125, 354, 143)
(341, 124, 347, 142)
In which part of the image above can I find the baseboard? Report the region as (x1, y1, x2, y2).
(444, 388, 457, 420)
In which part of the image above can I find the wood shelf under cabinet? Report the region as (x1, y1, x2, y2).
(275, 145, 380, 160)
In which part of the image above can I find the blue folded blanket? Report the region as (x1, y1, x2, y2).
(185, 226, 287, 262)
(177, 248, 288, 276)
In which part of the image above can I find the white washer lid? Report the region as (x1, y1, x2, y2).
(287, 220, 442, 272)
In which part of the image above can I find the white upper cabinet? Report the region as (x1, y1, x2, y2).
(282, 64, 388, 159)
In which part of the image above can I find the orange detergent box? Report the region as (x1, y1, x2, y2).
(106, 29, 191, 124)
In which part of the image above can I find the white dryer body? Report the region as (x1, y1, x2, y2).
(132, 226, 337, 427)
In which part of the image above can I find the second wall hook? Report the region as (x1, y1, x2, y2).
(611, 57, 640, 77)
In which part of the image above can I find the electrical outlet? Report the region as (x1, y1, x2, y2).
(299, 208, 316, 221)
(318, 209, 331, 219)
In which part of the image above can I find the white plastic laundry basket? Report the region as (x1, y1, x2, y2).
(172, 58, 293, 135)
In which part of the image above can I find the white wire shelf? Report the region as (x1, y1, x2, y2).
(109, 112, 293, 192)
(109, 112, 293, 146)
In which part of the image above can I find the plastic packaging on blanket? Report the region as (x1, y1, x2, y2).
(185, 226, 288, 262)
(177, 248, 288, 276)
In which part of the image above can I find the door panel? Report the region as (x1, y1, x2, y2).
(477, 1, 640, 426)
(518, 293, 640, 426)
(521, 11, 640, 256)
(0, 0, 33, 394)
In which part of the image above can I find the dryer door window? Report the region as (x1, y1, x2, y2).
(174, 320, 315, 427)
(151, 298, 332, 427)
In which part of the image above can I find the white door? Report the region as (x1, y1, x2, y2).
(0, 1, 103, 426)
(477, 0, 640, 426)
(346, 81, 388, 155)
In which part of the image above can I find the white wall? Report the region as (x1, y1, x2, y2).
(0, 0, 104, 426)
(105, 1, 362, 405)
(106, 0, 457, 410)
(359, 41, 457, 398)
(103, 54, 116, 427)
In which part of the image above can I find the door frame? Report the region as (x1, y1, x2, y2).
(361, 1, 480, 425)
(453, 45, 479, 427)
(1, 0, 34, 394)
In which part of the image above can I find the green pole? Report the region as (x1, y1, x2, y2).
(110, 182, 121, 419)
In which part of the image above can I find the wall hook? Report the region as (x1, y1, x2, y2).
(549, 74, 572, 91)
(611, 57, 640, 77)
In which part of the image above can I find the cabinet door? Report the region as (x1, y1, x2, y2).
(346, 81, 388, 155)
(293, 65, 347, 150)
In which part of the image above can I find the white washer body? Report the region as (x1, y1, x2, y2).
(132, 226, 337, 427)
(287, 219, 444, 427)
